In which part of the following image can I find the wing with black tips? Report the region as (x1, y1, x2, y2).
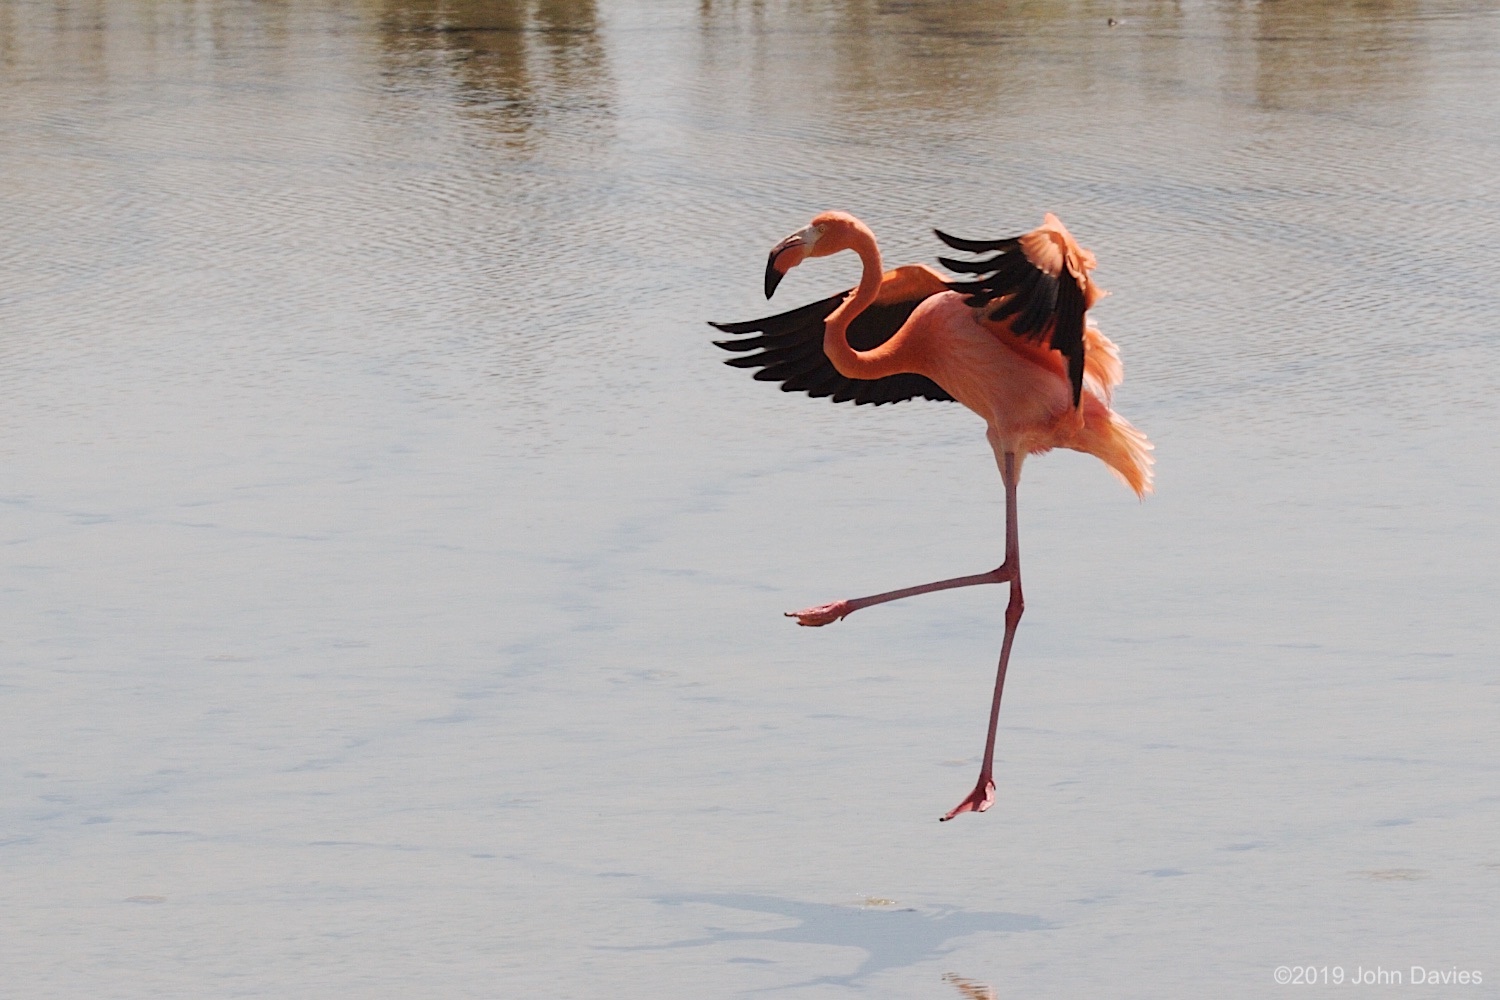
(710, 271, 954, 406)
(935, 227, 1089, 406)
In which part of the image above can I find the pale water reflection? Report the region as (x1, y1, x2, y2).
(2, 0, 1498, 997)
(377, 0, 612, 138)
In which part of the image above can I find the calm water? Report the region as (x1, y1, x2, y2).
(3, 1, 1498, 996)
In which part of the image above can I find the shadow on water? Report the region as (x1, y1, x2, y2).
(609, 893, 1047, 989)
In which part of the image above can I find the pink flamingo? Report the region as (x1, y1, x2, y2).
(712, 211, 1153, 821)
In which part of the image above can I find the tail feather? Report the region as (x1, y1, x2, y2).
(1082, 323, 1123, 403)
(1076, 396, 1154, 497)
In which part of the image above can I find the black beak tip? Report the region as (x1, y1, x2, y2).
(764, 255, 785, 299)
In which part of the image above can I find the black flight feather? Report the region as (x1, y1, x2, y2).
(710, 293, 954, 406)
(933, 227, 1089, 407)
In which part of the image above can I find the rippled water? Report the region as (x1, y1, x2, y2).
(3, 1, 1498, 996)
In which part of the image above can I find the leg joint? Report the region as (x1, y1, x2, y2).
(1005, 589, 1024, 625)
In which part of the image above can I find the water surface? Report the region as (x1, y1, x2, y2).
(3, 1, 1498, 996)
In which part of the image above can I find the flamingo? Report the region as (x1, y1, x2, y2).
(710, 211, 1153, 821)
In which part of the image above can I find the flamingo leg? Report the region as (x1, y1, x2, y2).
(941, 451, 1023, 821)
(785, 565, 1012, 627)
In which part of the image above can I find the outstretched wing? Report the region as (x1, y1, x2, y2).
(935, 216, 1094, 407)
(709, 266, 954, 406)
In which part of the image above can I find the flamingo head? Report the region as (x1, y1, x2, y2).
(763, 211, 867, 298)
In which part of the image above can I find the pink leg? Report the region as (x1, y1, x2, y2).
(786, 564, 1012, 626)
(941, 451, 1023, 822)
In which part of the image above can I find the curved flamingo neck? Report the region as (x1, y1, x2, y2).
(822, 231, 893, 380)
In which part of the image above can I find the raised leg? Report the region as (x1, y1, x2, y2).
(786, 564, 1012, 627)
(941, 451, 1024, 821)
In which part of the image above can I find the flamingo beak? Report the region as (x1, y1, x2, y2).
(764, 227, 815, 298)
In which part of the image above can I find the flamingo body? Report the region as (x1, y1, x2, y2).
(898, 291, 1075, 454)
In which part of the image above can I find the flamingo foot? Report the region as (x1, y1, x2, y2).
(939, 777, 995, 822)
(785, 600, 852, 627)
